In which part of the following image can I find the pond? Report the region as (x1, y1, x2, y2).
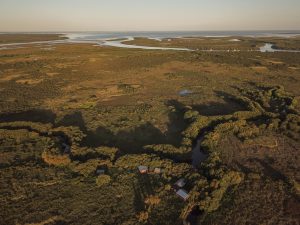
(179, 90, 193, 96)
(260, 43, 276, 52)
(260, 43, 300, 53)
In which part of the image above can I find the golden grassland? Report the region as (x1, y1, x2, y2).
(125, 36, 300, 51)
(0, 34, 299, 225)
(0, 34, 66, 44)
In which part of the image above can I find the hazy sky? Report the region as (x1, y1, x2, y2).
(0, 0, 299, 31)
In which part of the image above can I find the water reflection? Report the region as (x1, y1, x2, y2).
(260, 43, 300, 53)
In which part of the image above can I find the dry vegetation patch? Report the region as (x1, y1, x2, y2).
(0, 36, 299, 225)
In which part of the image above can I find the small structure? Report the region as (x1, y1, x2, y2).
(138, 166, 148, 174)
(175, 178, 186, 188)
(96, 169, 106, 175)
(154, 168, 162, 174)
(176, 189, 189, 201)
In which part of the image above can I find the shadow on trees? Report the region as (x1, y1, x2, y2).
(165, 99, 188, 147)
(132, 174, 155, 213)
(84, 123, 169, 154)
(192, 91, 247, 116)
(1, 106, 188, 153)
(246, 81, 272, 91)
(56, 110, 171, 153)
(186, 207, 202, 225)
(56, 111, 87, 132)
(0, 109, 56, 124)
(56, 105, 188, 153)
(254, 158, 289, 183)
(235, 157, 290, 185)
(234, 162, 254, 174)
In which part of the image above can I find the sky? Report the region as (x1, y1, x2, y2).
(0, 0, 299, 32)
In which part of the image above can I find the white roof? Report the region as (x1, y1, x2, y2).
(138, 166, 148, 171)
(176, 189, 189, 200)
(175, 178, 186, 187)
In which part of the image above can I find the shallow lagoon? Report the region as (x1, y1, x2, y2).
(1, 32, 300, 53)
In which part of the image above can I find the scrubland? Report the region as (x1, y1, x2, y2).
(0, 35, 299, 225)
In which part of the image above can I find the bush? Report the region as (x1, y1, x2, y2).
(42, 150, 71, 166)
(184, 110, 199, 121)
(137, 211, 149, 223)
(96, 175, 111, 187)
(95, 146, 119, 161)
(144, 144, 191, 161)
(144, 195, 161, 205)
(182, 116, 210, 140)
(71, 159, 111, 177)
(198, 171, 243, 212)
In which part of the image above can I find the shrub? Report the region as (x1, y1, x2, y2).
(96, 175, 111, 187)
(71, 159, 111, 177)
(184, 110, 199, 121)
(144, 195, 161, 206)
(95, 146, 120, 161)
(182, 116, 210, 140)
(144, 144, 191, 161)
(137, 211, 149, 223)
(52, 126, 85, 145)
(237, 124, 260, 140)
(198, 171, 243, 212)
(42, 150, 71, 166)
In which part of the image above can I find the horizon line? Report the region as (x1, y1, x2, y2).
(1, 29, 300, 34)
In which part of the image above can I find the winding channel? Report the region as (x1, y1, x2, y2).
(101, 37, 192, 51)
(1, 35, 300, 53)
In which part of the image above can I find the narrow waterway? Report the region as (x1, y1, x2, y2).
(192, 138, 208, 167)
(1, 35, 300, 54)
(101, 37, 192, 51)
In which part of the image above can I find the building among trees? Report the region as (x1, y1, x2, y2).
(138, 166, 148, 174)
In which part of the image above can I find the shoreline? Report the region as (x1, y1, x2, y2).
(1, 34, 300, 53)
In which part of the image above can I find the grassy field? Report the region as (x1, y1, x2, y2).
(0, 34, 299, 225)
(125, 36, 300, 51)
(0, 34, 66, 44)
